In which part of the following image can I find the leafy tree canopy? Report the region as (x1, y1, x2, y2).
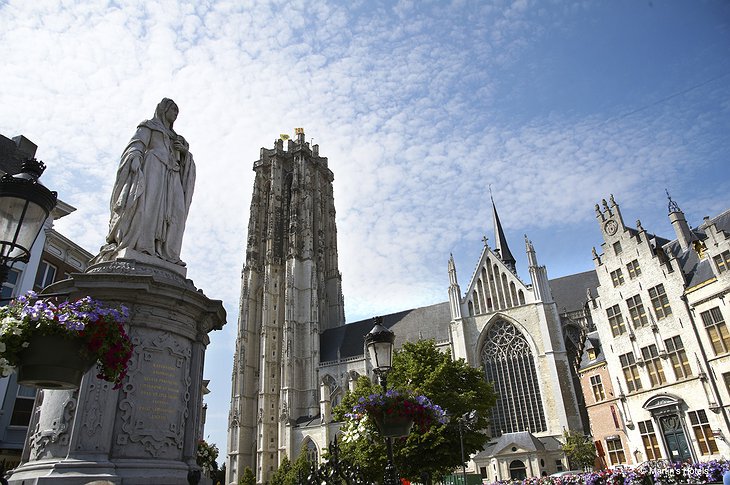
(270, 448, 314, 485)
(334, 339, 496, 482)
(561, 430, 597, 470)
(270, 455, 291, 485)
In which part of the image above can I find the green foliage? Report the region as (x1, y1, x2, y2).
(333, 375, 379, 421)
(333, 340, 496, 482)
(561, 430, 597, 470)
(238, 466, 255, 485)
(211, 462, 226, 484)
(289, 448, 313, 483)
(335, 376, 388, 480)
(269, 449, 313, 485)
(270, 455, 291, 485)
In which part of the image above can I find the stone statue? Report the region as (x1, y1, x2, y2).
(94, 98, 196, 266)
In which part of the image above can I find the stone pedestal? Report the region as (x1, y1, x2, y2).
(9, 260, 226, 485)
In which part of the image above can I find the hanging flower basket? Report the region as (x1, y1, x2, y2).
(372, 411, 414, 438)
(0, 291, 133, 390)
(345, 389, 447, 440)
(16, 335, 96, 389)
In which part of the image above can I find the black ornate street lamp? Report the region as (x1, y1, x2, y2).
(364, 316, 398, 485)
(456, 410, 477, 485)
(0, 159, 57, 285)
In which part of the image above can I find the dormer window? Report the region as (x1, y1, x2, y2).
(587, 349, 597, 361)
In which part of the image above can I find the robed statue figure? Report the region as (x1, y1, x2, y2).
(94, 98, 196, 266)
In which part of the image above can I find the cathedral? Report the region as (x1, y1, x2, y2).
(227, 133, 593, 484)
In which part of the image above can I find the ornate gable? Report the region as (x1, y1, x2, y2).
(462, 244, 532, 317)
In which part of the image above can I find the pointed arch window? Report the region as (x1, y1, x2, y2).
(481, 320, 546, 437)
(302, 437, 318, 463)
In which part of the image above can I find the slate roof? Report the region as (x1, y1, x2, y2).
(549, 270, 599, 314)
(0, 134, 41, 175)
(474, 432, 563, 459)
(320, 302, 451, 362)
(0, 134, 24, 174)
(321, 270, 601, 362)
(708, 209, 730, 236)
(579, 330, 605, 371)
(662, 208, 730, 289)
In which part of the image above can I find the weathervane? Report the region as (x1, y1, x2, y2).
(666, 188, 680, 213)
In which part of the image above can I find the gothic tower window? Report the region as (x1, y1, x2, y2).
(481, 319, 546, 437)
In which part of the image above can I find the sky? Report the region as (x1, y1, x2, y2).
(1, 0, 729, 461)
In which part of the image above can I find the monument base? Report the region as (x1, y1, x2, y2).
(87, 248, 188, 279)
(8, 457, 119, 484)
(8, 263, 225, 485)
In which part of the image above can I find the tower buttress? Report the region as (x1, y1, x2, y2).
(448, 254, 462, 320)
(526, 235, 553, 303)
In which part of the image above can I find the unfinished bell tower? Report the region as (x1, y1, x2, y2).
(227, 130, 345, 483)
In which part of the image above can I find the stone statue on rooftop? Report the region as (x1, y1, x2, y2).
(94, 98, 196, 267)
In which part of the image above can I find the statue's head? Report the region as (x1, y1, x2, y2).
(154, 98, 179, 128)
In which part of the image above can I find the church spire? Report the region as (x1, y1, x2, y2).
(525, 234, 553, 303)
(447, 253, 462, 320)
(491, 193, 516, 273)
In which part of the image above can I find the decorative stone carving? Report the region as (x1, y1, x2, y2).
(93, 98, 196, 267)
(116, 331, 191, 459)
(28, 391, 77, 461)
(86, 258, 192, 286)
(77, 378, 113, 451)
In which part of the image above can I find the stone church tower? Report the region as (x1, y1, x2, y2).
(227, 131, 345, 483)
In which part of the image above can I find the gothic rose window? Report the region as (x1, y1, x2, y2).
(481, 319, 547, 436)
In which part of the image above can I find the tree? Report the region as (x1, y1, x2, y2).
(334, 375, 387, 480)
(334, 339, 496, 482)
(212, 463, 226, 485)
(270, 455, 291, 485)
(238, 466, 255, 485)
(269, 449, 313, 485)
(561, 430, 597, 470)
(287, 448, 313, 483)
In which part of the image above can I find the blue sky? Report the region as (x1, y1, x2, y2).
(1, 0, 729, 460)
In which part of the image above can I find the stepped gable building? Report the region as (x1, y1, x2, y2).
(581, 195, 730, 467)
(227, 133, 595, 484)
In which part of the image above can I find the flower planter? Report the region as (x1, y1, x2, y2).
(372, 412, 414, 438)
(16, 335, 95, 389)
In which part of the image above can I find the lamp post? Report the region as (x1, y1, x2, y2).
(0, 158, 57, 286)
(364, 316, 399, 485)
(456, 410, 477, 485)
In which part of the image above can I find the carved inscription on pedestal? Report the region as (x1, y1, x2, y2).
(116, 331, 191, 459)
(139, 360, 181, 422)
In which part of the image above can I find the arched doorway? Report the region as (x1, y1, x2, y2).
(509, 460, 527, 480)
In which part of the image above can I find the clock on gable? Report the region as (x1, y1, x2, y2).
(604, 220, 618, 235)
